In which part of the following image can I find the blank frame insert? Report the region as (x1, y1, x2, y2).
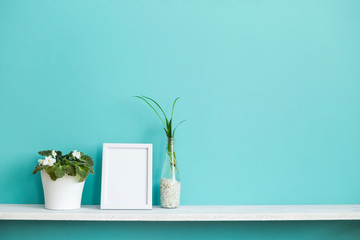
(101, 144, 152, 209)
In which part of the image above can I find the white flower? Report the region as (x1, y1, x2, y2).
(38, 156, 56, 166)
(46, 156, 56, 166)
(52, 150, 57, 158)
(72, 150, 81, 159)
(45, 156, 56, 166)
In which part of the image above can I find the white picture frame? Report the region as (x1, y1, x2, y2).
(101, 143, 152, 209)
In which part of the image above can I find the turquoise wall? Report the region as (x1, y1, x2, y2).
(1, 0, 360, 239)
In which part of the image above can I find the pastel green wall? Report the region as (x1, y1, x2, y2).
(0, 0, 360, 239)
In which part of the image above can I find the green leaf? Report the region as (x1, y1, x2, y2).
(172, 119, 187, 137)
(38, 150, 53, 156)
(45, 166, 57, 181)
(74, 164, 90, 182)
(80, 155, 94, 166)
(54, 164, 65, 178)
(171, 97, 180, 120)
(68, 151, 75, 160)
(167, 119, 173, 138)
(142, 96, 168, 122)
(63, 164, 76, 176)
(164, 127, 170, 137)
(32, 164, 48, 175)
(134, 96, 166, 126)
(166, 118, 171, 130)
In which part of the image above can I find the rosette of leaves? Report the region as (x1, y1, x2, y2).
(33, 150, 94, 182)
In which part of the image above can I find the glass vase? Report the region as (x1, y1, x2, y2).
(160, 138, 181, 208)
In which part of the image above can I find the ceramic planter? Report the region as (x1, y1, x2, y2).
(41, 171, 85, 210)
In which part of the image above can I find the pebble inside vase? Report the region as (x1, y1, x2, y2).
(160, 178, 181, 208)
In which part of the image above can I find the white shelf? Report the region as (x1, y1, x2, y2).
(1, 204, 360, 221)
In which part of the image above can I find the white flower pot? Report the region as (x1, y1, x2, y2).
(41, 171, 85, 210)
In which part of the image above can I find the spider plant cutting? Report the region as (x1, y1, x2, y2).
(135, 96, 185, 208)
(135, 96, 185, 171)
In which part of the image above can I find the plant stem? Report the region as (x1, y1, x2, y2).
(167, 138, 176, 174)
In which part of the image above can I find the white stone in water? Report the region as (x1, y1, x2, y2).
(160, 178, 181, 208)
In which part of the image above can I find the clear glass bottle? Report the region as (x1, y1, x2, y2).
(160, 138, 181, 208)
